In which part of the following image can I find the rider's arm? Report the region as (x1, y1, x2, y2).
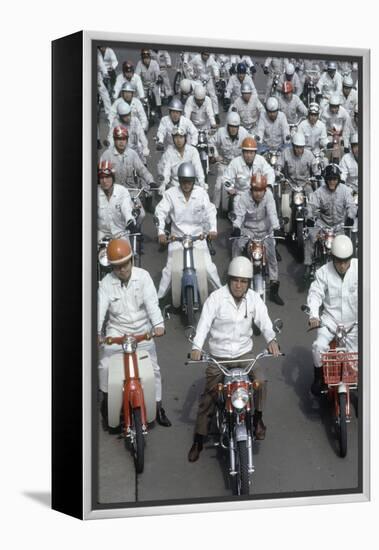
(120, 188, 135, 226)
(307, 268, 327, 320)
(205, 97, 217, 127)
(252, 292, 276, 343)
(142, 271, 165, 330)
(191, 148, 206, 188)
(192, 293, 216, 352)
(98, 279, 111, 333)
(265, 191, 280, 230)
(132, 149, 154, 187)
(154, 192, 171, 235)
(155, 116, 167, 145)
(344, 184, 358, 219)
(203, 192, 217, 232)
(185, 117, 199, 146)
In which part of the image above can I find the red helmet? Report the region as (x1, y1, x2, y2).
(107, 239, 133, 265)
(251, 172, 267, 191)
(282, 81, 293, 94)
(98, 160, 114, 178)
(122, 60, 134, 73)
(241, 137, 257, 151)
(113, 125, 128, 140)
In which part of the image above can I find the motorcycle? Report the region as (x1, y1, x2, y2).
(100, 331, 157, 473)
(302, 306, 358, 458)
(309, 221, 351, 278)
(269, 72, 281, 98)
(185, 320, 283, 495)
(196, 129, 215, 182)
(346, 187, 359, 258)
(155, 223, 215, 327)
(327, 123, 344, 164)
(216, 61, 228, 102)
(142, 82, 160, 127)
(301, 69, 321, 107)
(259, 144, 291, 222)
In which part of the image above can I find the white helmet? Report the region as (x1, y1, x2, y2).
(266, 97, 279, 111)
(285, 63, 295, 75)
(331, 235, 353, 259)
(241, 82, 253, 94)
(226, 112, 241, 126)
(343, 75, 354, 88)
(180, 78, 192, 94)
(350, 133, 358, 145)
(292, 132, 306, 147)
(117, 102, 131, 116)
(194, 85, 206, 100)
(227, 256, 253, 279)
(329, 94, 341, 106)
(327, 61, 337, 71)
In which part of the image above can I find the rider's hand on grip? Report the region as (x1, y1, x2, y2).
(267, 339, 281, 357)
(308, 317, 320, 329)
(158, 234, 168, 246)
(231, 226, 241, 238)
(153, 326, 165, 337)
(190, 349, 202, 361)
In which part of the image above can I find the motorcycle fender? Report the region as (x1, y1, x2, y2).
(171, 248, 208, 308)
(235, 422, 248, 442)
(338, 383, 347, 394)
(281, 192, 291, 233)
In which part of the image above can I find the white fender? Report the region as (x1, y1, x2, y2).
(171, 247, 208, 308)
(281, 192, 292, 234)
(107, 349, 156, 428)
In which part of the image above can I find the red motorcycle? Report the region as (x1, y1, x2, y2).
(100, 332, 157, 473)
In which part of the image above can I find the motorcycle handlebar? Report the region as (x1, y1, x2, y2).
(100, 332, 153, 345)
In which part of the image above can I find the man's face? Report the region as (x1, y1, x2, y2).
(113, 258, 133, 283)
(99, 174, 113, 192)
(242, 92, 251, 104)
(308, 112, 319, 124)
(293, 145, 304, 157)
(179, 179, 194, 196)
(120, 114, 131, 125)
(201, 53, 210, 62)
(237, 73, 245, 83)
(100, 47, 106, 55)
(227, 125, 239, 138)
(328, 69, 336, 79)
(284, 91, 293, 101)
(169, 110, 181, 123)
(343, 86, 351, 98)
(229, 277, 249, 300)
(333, 257, 351, 276)
(329, 104, 339, 115)
(285, 73, 293, 82)
(326, 177, 339, 192)
(195, 98, 205, 107)
(242, 150, 256, 165)
(125, 69, 133, 80)
(173, 134, 186, 149)
(121, 91, 133, 103)
(352, 143, 358, 159)
(267, 110, 278, 122)
(114, 136, 127, 152)
(251, 188, 265, 202)
(142, 54, 150, 67)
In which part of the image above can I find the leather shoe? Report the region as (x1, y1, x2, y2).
(254, 418, 266, 440)
(188, 442, 203, 462)
(156, 406, 172, 427)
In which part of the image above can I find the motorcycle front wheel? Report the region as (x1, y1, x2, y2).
(296, 220, 305, 261)
(130, 407, 145, 474)
(185, 285, 195, 327)
(231, 441, 250, 495)
(337, 393, 348, 458)
(253, 272, 265, 303)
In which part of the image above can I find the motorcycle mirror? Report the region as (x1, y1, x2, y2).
(228, 211, 237, 222)
(301, 304, 310, 313)
(273, 319, 283, 333)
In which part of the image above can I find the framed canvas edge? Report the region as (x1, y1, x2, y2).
(81, 30, 370, 520)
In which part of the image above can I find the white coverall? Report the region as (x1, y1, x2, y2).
(256, 111, 291, 149)
(184, 95, 216, 130)
(97, 183, 134, 241)
(223, 154, 275, 195)
(107, 116, 149, 159)
(135, 59, 162, 106)
(209, 126, 249, 208)
(298, 118, 328, 152)
(156, 115, 198, 149)
(307, 259, 358, 367)
(98, 268, 164, 400)
(189, 53, 220, 116)
(150, 50, 173, 97)
(340, 152, 358, 191)
(320, 105, 352, 146)
(110, 97, 148, 133)
(155, 186, 221, 298)
(113, 73, 145, 100)
(230, 94, 265, 132)
(97, 50, 112, 124)
(159, 144, 205, 193)
(224, 74, 257, 103)
(317, 70, 343, 101)
(278, 94, 308, 125)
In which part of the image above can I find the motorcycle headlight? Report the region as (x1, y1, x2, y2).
(98, 248, 110, 267)
(270, 155, 277, 166)
(354, 194, 358, 206)
(325, 237, 333, 250)
(252, 250, 263, 261)
(183, 237, 193, 249)
(293, 192, 305, 205)
(231, 387, 249, 410)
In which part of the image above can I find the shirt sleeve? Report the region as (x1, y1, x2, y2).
(154, 192, 172, 234)
(252, 294, 276, 343)
(192, 293, 216, 351)
(307, 268, 326, 318)
(143, 271, 164, 328)
(98, 279, 111, 333)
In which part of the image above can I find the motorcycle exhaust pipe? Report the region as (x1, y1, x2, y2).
(229, 436, 237, 475)
(247, 435, 255, 474)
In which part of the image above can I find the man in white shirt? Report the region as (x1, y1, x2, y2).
(156, 98, 198, 150)
(98, 239, 171, 428)
(155, 162, 221, 300)
(306, 235, 358, 395)
(188, 256, 280, 462)
(113, 60, 145, 100)
(184, 84, 217, 131)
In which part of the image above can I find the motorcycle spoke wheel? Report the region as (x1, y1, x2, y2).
(338, 393, 348, 458)
(185, 285, 195, 327)
(296, 221, 305, 261)
(236, 441, 250, 495)
(130, 408, 145, 474)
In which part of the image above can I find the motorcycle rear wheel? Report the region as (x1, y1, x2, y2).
(337, 393, 348, 458)
(130, 407, 145, 474)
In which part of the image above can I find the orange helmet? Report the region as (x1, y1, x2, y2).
(241, 137, 257, 151)
(113, 125, 128, 140)
(107, 239, 133, 265)
(282, 81, 293, 94)
(98, 160, 114, 178)
(251, 172, 267, 191)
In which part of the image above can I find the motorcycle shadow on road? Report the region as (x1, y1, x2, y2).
(284, 254, 309, 294)
(177, 376, 207, 426)
(280, 346, 349, 456)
